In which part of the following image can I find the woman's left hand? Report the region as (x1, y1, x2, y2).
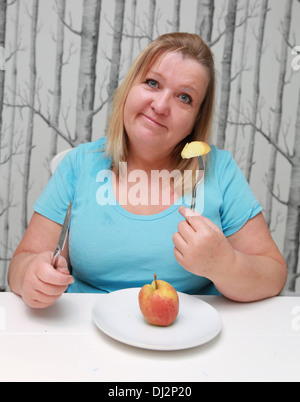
(172, 206, 236, 280)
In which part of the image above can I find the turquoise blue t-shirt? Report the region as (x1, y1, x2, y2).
(33, 137, 262, 295)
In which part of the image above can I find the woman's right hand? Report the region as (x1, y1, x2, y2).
(21, 251, 74, 308)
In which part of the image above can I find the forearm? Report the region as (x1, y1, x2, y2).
(211, 251, 287, 302)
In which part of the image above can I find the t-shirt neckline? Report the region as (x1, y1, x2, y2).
(107, 173, 182, 221)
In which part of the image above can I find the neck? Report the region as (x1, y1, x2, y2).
(126, 146, 175, 175)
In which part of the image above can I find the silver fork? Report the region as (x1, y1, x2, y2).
(191, 156, 205, 211)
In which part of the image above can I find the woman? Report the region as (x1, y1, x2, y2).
(8, 33, 287, 308)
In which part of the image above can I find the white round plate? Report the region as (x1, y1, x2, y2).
(92, 288, 222, 351)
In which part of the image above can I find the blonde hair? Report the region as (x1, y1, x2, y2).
(105, 32, 215, 192)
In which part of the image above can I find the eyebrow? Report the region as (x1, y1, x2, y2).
(179, 85, 197, 95)
(146, 71, 198, 95)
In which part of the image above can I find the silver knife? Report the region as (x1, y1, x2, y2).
(51, 201, 72, 269)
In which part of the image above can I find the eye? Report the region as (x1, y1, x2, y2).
(179, 93, 192, 104)
(145, 79, 158, 88)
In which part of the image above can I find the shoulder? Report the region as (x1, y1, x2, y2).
(72, 136, 106, 157)
(61, 137, 109, 170)
(51, 137, 110, 183)
(206, 146, 255, 202)
(207, 145, 238, 179)
(209, 145, 234, 166)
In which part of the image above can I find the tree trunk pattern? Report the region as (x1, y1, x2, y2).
(75, 0, 101, 144)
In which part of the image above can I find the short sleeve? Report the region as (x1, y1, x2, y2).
(216, 150, 263, 237)
(33, 148, 77, 225)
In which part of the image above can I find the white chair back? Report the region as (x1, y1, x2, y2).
(50, 149, 71, 174)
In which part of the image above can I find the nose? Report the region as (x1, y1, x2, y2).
(151, 90, 171, 116)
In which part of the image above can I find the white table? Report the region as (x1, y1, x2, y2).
(0, 292, 300, 382)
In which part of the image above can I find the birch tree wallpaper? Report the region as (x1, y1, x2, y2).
(0, 0, 299, 293)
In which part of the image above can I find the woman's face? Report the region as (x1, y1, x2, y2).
(123, 51, 209, 164)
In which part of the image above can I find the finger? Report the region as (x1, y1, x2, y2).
(179, 206, 220, 233)
(24, 297, 54, 309)
(56, 255, 68, 269)
(56, 256, 71, 275)
(178, 206, 206, 232)
(33, 285, 67, 299)
(31, 288, 65, 306)
(178, 206, 199, 220)
(28, 272, 69, 297)
(176, 220, 195, 243)
(173, 246, 184, 266)
(23, 285, 66, 309)
(37, 252, 71, 280)
(37, 262, 73, 286)
(172, 231, 188, 253)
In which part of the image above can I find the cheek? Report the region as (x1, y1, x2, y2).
(125, 86, 146, 110)
(124, 89, 142, 122)
(175, 111, 197, 138)
(124, 88, 152, 130)
(124, 92, 133, 117)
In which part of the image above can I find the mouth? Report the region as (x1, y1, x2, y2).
(141, 114, 166, 129)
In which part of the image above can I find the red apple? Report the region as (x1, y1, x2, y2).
(138, 274, 179, 326)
